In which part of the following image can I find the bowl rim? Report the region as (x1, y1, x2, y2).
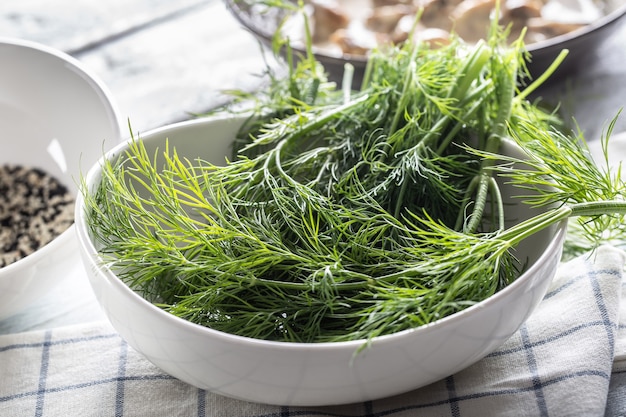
(224, 0, 626, 64)
(0, 37, 122, 275)
(76, 115, 568, 350)
(526, 1, 626, 52)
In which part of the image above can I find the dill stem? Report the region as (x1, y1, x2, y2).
(342, 63, 354, 103)
(389, 60, 416, 135)
(389, 41, 421, 134)
(516, 49, 569, 102)
(447, 41, 491, 101)
(569, 200, 626, 217)
(497, 200, 626, 248)
(462, 170, 493, 233)
(490, 176, 505, 231)
(461, 131, 505, 233)
(360, 53, 374, 91)
(499, 206, 571, 246)
(463, 52, 517, 233)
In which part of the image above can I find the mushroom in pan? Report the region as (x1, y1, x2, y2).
(329, 28, 380, 55)
(309, 0, 350, 43)
(450, 0, 496, 44)
(300, 0, 606, 57)
(365, 4, 416, 34)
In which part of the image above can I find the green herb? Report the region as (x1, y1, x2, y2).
(83, 16, 626, 343)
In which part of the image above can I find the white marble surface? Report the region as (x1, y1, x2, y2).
(1, 0, 276, 134)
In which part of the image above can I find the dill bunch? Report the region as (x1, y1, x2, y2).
(83, 23, 626, 343)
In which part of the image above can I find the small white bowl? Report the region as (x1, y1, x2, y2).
(0, 38, 121, 320)
(76, 116, 566, 406)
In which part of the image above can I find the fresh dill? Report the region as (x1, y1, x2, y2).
(82, 10, 626, 343)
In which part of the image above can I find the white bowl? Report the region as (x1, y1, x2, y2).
(0, 38, 121, 320)
(75, 116, 566, 406)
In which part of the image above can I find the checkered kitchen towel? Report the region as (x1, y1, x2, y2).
(1, 245, 625, 417)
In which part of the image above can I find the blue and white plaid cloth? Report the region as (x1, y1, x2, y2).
(1, 245, 625, 417)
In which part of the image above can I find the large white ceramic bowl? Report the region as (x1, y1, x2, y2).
(0, 38, 121, 320)
(75, 116, 567, 406)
